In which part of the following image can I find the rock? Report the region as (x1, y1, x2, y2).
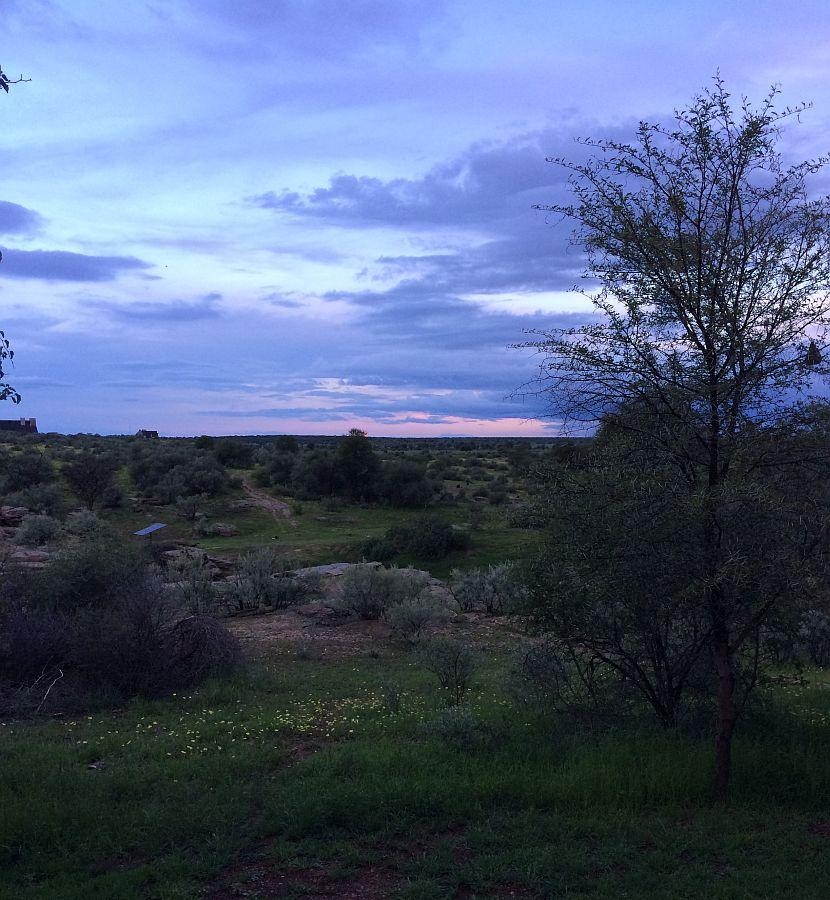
(0, 506, 28, 528)
(212, 523, 238, 537)
(206, 554, 235, 572)
(162, 547, 208, 565)
(161, 546, 235, 580)
(291, 561, 382, 579)
(7, 546, 50, 568)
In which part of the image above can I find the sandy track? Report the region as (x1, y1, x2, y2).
(240, 478, 297, 526)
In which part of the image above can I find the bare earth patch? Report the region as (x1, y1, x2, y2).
(227, 607, 392, 658)
(242, 478, 296, 526)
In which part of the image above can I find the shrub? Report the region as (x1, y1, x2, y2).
(385, 594, 452, 645)
(168, 556, 218, 615)
(175, 493, 211, 523)
(487, 488, 508, 505)
(14, 514, 60, 547)
(129, 446, 228, 502)
(420, 637, 476, 705)
(378, 515, 471, 561)
(0, 451, 54, 494)
(800, 610, 830, 668)
(507, 639, 626, 723)
(64, 509, 114, 538)
(101, 483, 126, 508)
(378, 678, 402, 713)
(340, 564, 431, 620)
(5, 483, 64, 516)
(378, 460, 435, 508)
(292, 450, 343, 499)
(0, 563, 243, 715)
(359, 537, 395, 563)
(450, 563, 527, 614)
(422, 706, 490, 751)
(163, 614, 243, 689)
(214, 439, 255, 469)
(36, 536, 147, 611)
(227, 549, 307, 612)
(63, 451, 119, 510)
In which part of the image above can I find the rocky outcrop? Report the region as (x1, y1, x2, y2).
(291, 561, 382, 579)
(0, 506, 27, 528)
(3, 545, 50, 568)
(161, 546, 234, 580)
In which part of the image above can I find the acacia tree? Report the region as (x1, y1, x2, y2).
(522, 79, 830, 801)
(0, 63, 29, 405)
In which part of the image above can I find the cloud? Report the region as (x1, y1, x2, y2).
(248, 121, 629, 232)
(185, 0, 450, 60)
(250, 127, 613, 298)
(0, 248, 152, 282)
(0, 201, 43, 235)
(250, 134, 559, 228)
(261, 292, 305, 309)
(88, 292, 222, 322)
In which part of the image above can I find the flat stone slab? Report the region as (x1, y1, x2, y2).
(291, 562, 382, 578)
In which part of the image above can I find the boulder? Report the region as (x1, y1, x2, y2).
(212, 523, 238, 537)
(0, 506, 28, 528)
(8, 546, 50, 568)
(291, 561, 382, 579)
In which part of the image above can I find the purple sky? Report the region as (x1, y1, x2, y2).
(3, 0, 830, 436)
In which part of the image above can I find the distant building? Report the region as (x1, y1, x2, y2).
(0, 417, 38, 434)
(136, 429, 160, 439)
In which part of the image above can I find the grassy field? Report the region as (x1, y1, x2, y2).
(2, 436, 829, 897)
(3, 635, 830, 899)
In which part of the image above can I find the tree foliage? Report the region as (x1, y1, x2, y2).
(0, 63, 29, 405)
(521, 78, 830, 800)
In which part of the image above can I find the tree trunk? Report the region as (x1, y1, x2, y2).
(712, 628, 736, 803)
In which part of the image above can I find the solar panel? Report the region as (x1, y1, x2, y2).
(134, 522, 168, 536)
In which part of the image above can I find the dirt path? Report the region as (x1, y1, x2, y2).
(241, 478, 296, 526)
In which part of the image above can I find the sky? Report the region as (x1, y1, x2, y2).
(2, 0, 830, 436)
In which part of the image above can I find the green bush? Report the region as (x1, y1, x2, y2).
(0, 450, 54, 494)
(422, 705, 491, 751)
(370, 515, 471, 561)
(4, 483, 65, 516)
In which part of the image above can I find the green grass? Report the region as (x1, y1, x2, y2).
(187, 490, 539, 576)
(3, 645, 830, 899)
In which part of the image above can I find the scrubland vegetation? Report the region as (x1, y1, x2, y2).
(0, 425, 829, 898)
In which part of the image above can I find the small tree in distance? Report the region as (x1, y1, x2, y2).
(521, 78, 830, 801)
(338, 428, 380, 500)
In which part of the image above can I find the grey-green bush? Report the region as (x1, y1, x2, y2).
(385, 593, 452, 645)
(450, 563, 527, 615)
(340, 564, 431, 620)
(227, 549, 308, 612)
(15, 514, 60, 547)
